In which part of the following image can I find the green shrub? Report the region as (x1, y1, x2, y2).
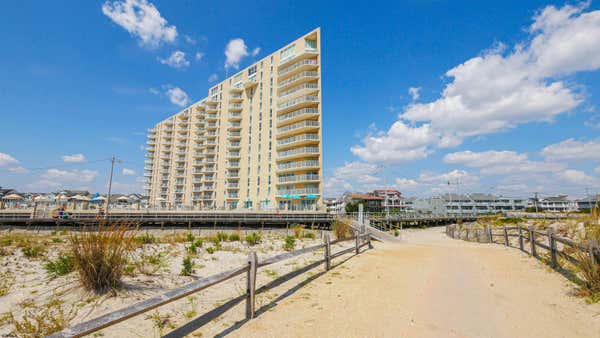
(51, 237, 63, 243)
(215, 232, 228, 242)
(245, 232, 261, 246)
(135, 233, 157, 245)
(303, 232, 316, 239)
(205, 247, 215, 254)
(228, 233, 241, 241)
(44, 253, 75, 277)
(124, 265, 135, 276)
(69, 222, 136, 292)
(394, 229, 400, 237)
(181, 256, 194, 276)
(283, 236, 296, 251)
(193, 238, 204, 248)
(0, 238, 13, 247)
(186, 233, 195, 242)
(187, 243, 198, 254)
(21, 246, 44, 258)
(332, 220, 351, 240)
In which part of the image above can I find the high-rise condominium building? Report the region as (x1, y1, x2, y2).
(144, 29, 322, 211)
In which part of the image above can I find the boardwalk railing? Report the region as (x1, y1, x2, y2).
(446, 224, 599, 272)
(49, 231, 372, 338)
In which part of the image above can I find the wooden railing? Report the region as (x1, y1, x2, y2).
(49, 231, 372, 338)
(446, 224, 599, 271)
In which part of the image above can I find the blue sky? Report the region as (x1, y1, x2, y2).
(1, 0, 599, 198)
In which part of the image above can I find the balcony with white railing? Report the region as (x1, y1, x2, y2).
(278, 58, 318, 78)
(277, 95, 319, 114)
(206, 122, 218, 130)
(228, 112, 242, 121)
(206, 113, 218, 120)
(276, 133, 319, 149)
(276, 187, 320, 196)
(228, 122, 241, 130)
(277, 173, 320, 185)
(278, 82, 319, 101)
(229, 93, 243, 102)
(228, 132, 241, 139)
(277, 159, 320, 172)
(277, 146, 320, 160)
(228, 161, 240, 167)
(243, 76, 258, 89)
(228, 103, 243, 111)
(228, 142, 241, 148)
(277, 107, 319, 125)
(277, 120, 319, 137)
(226, 183, 239, 189)
(278, 71, 319, 91)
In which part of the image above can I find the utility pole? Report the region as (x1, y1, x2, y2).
(534, 192, 539, 213)
(105, 155, 122, 218)
(378, 164, 389, 218)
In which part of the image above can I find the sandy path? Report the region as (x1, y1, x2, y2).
(229, 226, 600, 338)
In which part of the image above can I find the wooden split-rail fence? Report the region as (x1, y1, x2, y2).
(49, 231, 372, 338)
(445, 224, 599, 272)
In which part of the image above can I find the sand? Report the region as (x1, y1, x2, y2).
(229, 226, 600, 338)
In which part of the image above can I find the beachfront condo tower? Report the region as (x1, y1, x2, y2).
(144, 29, 323, 211)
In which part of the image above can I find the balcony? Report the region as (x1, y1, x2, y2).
(277, 159, 320, 172)
(277, 146, 320, 160)
(277, 174, 319, 184)
(277, 107, 319, 125)
(146, 146, 156, 152)
(228, 161, 240, 167)
(278, 82, 319, 100)
(277, 95, 319, 114)
(147, 139, 156, 145)
(228, 103, 243, 112)
(228, 132, 241, 139)
(206, 122, 218, 130)
(228, 112, 242, 120)
(145, 153, 154, 158)
(278, 71, 319, 91)
(226, 183, 239, 189)
(243, 77, 258, 89)
(277, 120, 319, 137)
(278, 58, 318, 78)
(227, 152, 241, 158)
(226, 194, 239, 199)
(206, 113, 218, 121)
(276, 187, 320, 197)
(276, 133, 319, 149)
(226, 172, 240, 179)
(229, 86, 243, 93)
(228, 122, 241, 130)
(228, 142, 241, 148)
(229, 93, 243, 102)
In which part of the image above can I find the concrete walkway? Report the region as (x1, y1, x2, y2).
(230, 226, 600, 338)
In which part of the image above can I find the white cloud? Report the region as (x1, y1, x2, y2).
(324, 162, 381, 196)
(557, 169, 600, 186)
(42, 169, 99, 183)
(158, 50, 190, 69)
(408, 86, 421, 101)
(184, 35, 196, 45)
(352, 3, 600, 164)
(351, 121, 436, 163)
(195, 52, 204, 61)
(102, 0, 177, 48)
(225, 38, 250, 69)
(7, 166, 28, 174)
(595, 166, 600, 174)
(541, 138, 600, 161)
(208, 73, 218, 83)
(251, 47, 260, 57)
(443, 150, 565, 175)
(165, 86, 190, 106)
(0, 153, 18, 166)
(61, 153, 86, 163)
(122, 168, 136, 175)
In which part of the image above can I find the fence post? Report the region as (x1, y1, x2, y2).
(324, 233, 331, 271)
(518, 225, 524, 251)
(488, 226, 493, 243)
(355, 230, 359, 254)
(529, 226, 536, 257)
(245, 252, 258, 320)
(368, 233, 373, 249)
(503, 226, 509, 246)
(589, 239, 598, 269)
(465, 228, 469, 241)
(548, 229, 557, 269)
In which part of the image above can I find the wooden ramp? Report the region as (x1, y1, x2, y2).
(346, 219, 402, 243)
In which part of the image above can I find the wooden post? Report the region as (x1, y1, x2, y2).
(324, 234, 331, 270)
(548, 229, 557, 269)
(518, 225, 524, 251)
(465, 228, 469, 241)
(488, 226, 494, 243)
(503, 226, 509, 246)
(368, 233, 373, 249)
(355, 230, 359, 254)
(529, 226, 536, 257)
(245, 252, 257, 320)
(589, 239, 598, 270)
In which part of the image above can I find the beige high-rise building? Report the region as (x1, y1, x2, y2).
(144, 29, 323, 211)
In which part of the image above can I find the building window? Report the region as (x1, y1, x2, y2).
(305, 39, 317, 50)
(280, 45, 295, 60)
(248, 65, 257, 76)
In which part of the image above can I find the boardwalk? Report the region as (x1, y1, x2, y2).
(230, 227, 600, 338)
